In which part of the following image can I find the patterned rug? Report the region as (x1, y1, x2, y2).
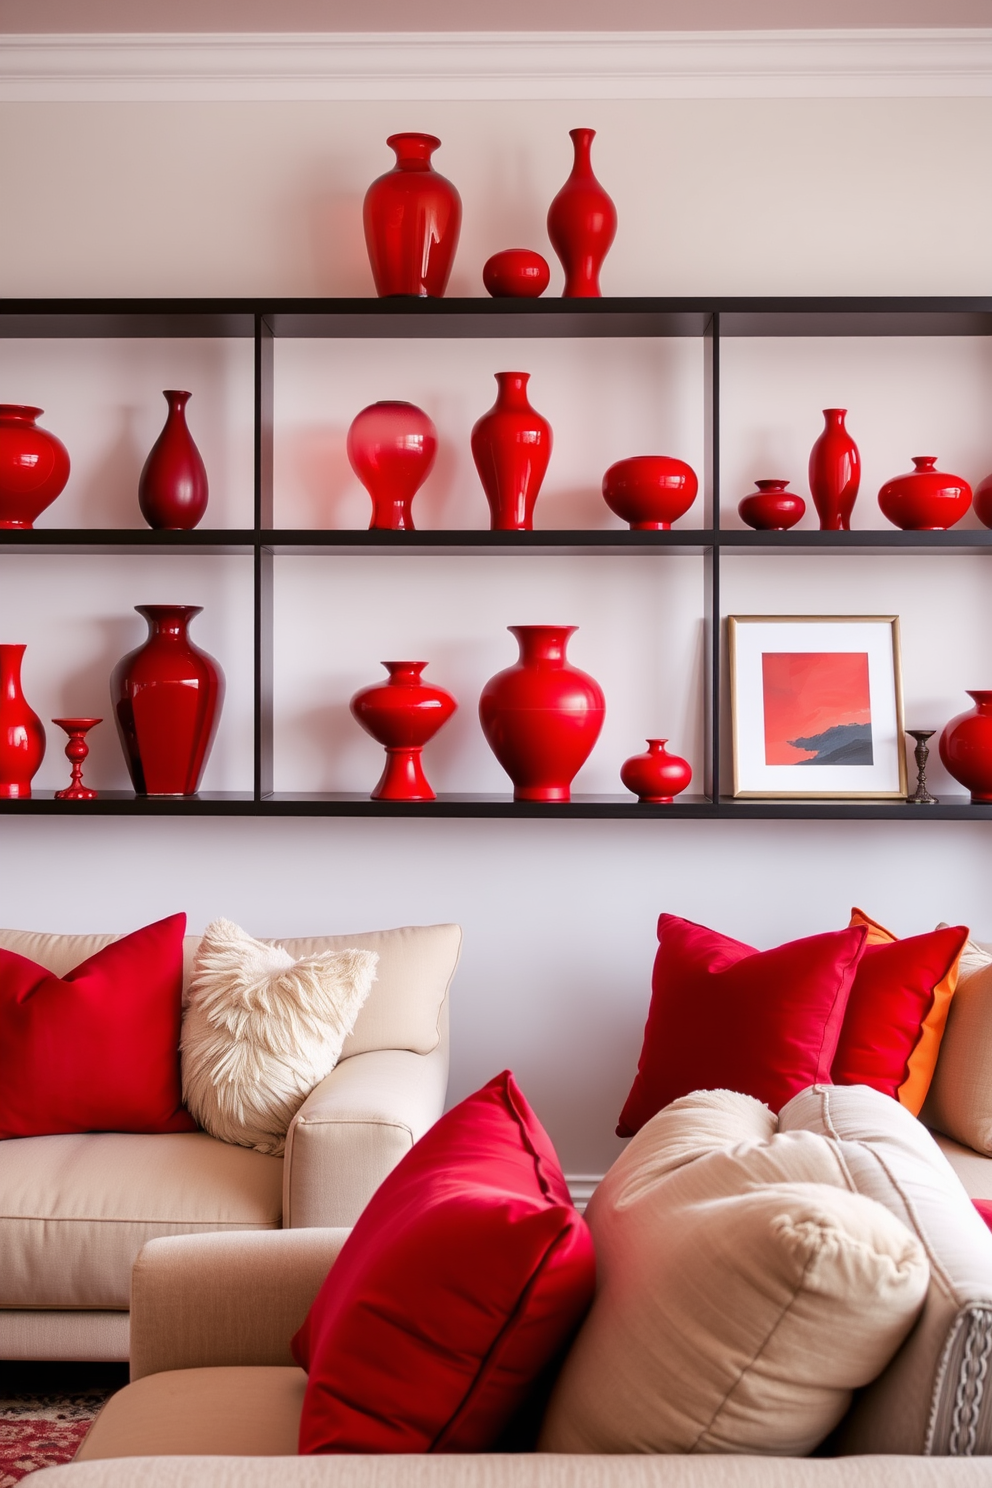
(0, 1365, 127, 1485)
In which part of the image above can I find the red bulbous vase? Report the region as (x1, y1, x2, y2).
(878, 456, 972, 531)
(471, 373, 552, 531)
(350, 661, 457, 801)
(138, 391, 209, 531)
(738, 479, 806, 531)
(620, 739, 692, 803)
(363, 133, 462, 298)
(974, 472, 992, 529)
(479, 625, 605, 802)
(939, 692, 992, 803)
(111, 605, 224, 797)
(0, 405, 70, 530)
(808, 409, 860, 531)
(547, 128, 617, 299)
(482, 250, 550, 299)
(347, 401, 438, 531)
(0, 645, 46, 798)
(602, 455, 698, 530)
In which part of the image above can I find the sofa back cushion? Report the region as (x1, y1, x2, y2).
(924, 933, 992, 1155)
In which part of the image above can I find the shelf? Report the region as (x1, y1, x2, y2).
(262, 529, 711, 556)
(717, 529, 992, 555)
(0, 530, 255, 556)
(0, 792, 255, 815)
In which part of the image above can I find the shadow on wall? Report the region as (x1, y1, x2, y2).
(308, 191, 372, 298)
(48, 614, 138, 790)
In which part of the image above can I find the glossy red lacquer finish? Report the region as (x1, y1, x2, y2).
(602, 455, 698, 530)
(482, 249, 550, 299)
(111, 605, 224, 797)
(620, 738, 692, 803)
(52, 717, 102, 800)
(138, 391, 209, 531)
(0, 645, 45, 799)
(877, 456, 972, 531)
(0, 405, 70, 530)
(808, 409, 860, 531)
(471, 373, 552, 531)
(546, 128, 617, 299)
(479, 626, 605, 803)
(974, 472, 992, 529)
(363, 133, 462, 298)
(350, 661, 457, 802)
(939, 691, 992, 803)
(346, 401, 438, 531)
(738, 479, 806, 531)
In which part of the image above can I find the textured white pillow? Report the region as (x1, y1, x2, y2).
(181, 919, 378, 1156)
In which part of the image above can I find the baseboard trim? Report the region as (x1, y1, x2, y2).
(565, 1174, 604, 1213)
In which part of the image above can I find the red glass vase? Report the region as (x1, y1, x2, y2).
(602, 455, 698, 530)
(479, 625, 605, 802)
(0, 405, 70, 530)
(482, 250, 550, 299)
(808, 408, 860, 531)
(620, 739, 692, 803)
(738, 479, 806, 531)
(939, 692, 992, 803)
(0, 644, 46, 798)
(111, 605, 224, 797)
(878, 456, 972, 531)
(546, 128, 617, 299)
(346, 401, 438, 531)
(471, 373, 552, 531)
(975, 471, 992, 529)
(350, 661, 457, 801)
(138, 391, 209, 531)
(363, 133, 462, 298)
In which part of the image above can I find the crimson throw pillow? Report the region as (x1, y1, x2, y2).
(616, 914, 867, 1138)
(0, 913, 196, 1138)
(292, 1069, 596, 1454)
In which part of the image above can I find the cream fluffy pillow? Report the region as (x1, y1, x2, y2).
(181, 919, 378, 1155)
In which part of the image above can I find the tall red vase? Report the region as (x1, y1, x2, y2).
(350, 661, 457, 801)
(138, 391, 209, 531)
(479, 625, 605, 802)
(0, 405, 70, 530)
(363, 133, 462, 298)
(0, 645, 46, 798)
(111, 605, 224, 796)
(939, 692, 992, 803)
(471, 373, 552, 531)
(546, 128, 617, 299)
(808, 409, 860, 531)
(346, 401, 438, 531)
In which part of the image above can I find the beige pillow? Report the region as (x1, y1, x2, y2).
(923, 931, 992, 1155)
(538, 1089, 928, 1457)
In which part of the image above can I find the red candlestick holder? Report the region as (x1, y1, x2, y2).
(52, 717, 102, 800)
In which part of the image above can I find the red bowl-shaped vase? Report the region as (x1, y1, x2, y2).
(471, 373, 552, 531)
(602, 455, 698, 531)
(808, 408, 860, 531)
(939, 691, 992, 803)
(0, 644, 46, 798)
(362, 133, 462, 298)
(620, 739, 692, 803)
(0, 405, 70, 529)
(547, 128, 617, 299)
(878, 456, 972, 531)
(350, 661, 457, 802)
(347, 401, 438, 532)
(738, 479, 806, 531)
(138, 390, 209, 530)
(482, 250, 550, 299)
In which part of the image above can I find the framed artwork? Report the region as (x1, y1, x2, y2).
(728, 616, 907, 799)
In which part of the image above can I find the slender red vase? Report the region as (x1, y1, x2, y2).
(471, 373, 552, 531)
(363, 133, 462, 298)
(939, 692, 992, 803)
(878, 456, 972, 531)
(546, 128, 617, 299)
(479, 625, 605, 802)
(350, 661, 457, 801)
(346, 401, 438, 531)
(138, 391, 209, 530)
(620, 739, 692, 803)
(602, 456, 698, 530)
(808, 409, 860, 531)
(0, 645, 46, 798)
(111, 606, 224, 796)
(738, 479, 806, 531)
(0, 405, 70, 530)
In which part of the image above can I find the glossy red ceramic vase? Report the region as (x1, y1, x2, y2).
(0, 645, 45, 798)
(479, 625, 605, 802)
(363, 133, 462, 298)
(350, 661, 457, 801)
(738, 479, 806, 531)
(808, 408, 860, 531)
(620, 738, 692, 803)
(0, 405, 70, 530)
(138, 391, 209, 530)
(471, 373, 552, 531)
(974, 471, 992, 529)
(482, 250, 550, 299)
(547, 128, 617, 299)
(347, 401, 438, 531)
(602, 455, 698, 530)
(877, 456, 972, 531)
(111, 605, 224, 797)
(939, 691, 992, 803)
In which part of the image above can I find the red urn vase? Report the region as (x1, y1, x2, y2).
(974, 472, 992, 529)
(602, 455, 698, 530)
(620, 739, 692, 803)
(0, 645, 46, 798)
(138, 391, 209, 531)
(479, 625, 605, 802)
(546, 128, 617, 299)
(482, 250, 550, 299)
(878, 456, 972, 531)
(363, 133, 462, 298)
(350, 661, 457, 801)
(346, 401, 438, 531)
(738, 479, 806, 531)
(939, 692, 992, 803)
(471, 373, 552, 531)
(0, 405, 70, 529)
(808, 409, 860, 531)
(111, 605, 224, 797)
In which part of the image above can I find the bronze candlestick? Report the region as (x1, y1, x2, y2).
(906, 729, 937, 805)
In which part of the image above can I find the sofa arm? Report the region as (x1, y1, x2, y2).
(282, 1043, 448, 1228)
(129, 1227, 348, 1381)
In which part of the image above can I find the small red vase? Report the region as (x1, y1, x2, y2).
(546, 128, 617, 299)
(138, 391, 209, 531)
(363, 133, 462, 298)
(350, 661, 457, 801)
(878, 456, 972, 531)
(52, 717, 101, 800)
(111, 605, 224, 797)
(482, 250, 550, 299)
(347, 401, 438, 531)
(738, 479, 806, 531)
(939, 691, 992, 803)
(471, 373, 552, 531)
(974, 472, 992, 529)
(602, 456, 698, 530)
(808, 409, 860, 531)
(479, 625, 605, 802)
(620, 739, 692, 803)
(0, 645, 46, 798)
(0, 405, 70, 530)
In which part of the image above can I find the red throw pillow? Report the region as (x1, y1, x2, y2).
(293, 1070, 595, 1454)
(616, 914, 868, 1138)
(0, 914, 196, 1138)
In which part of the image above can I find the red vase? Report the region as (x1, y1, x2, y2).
(0, 645, 46, 798)
(346, 401, 438, 531)
(482, 250, 550, 299)
(138, 391, 209, 531)
(471, 373, 552, 531)
(479, 625, 605, 802)
(975, 472, 992, 529)
(878, 456, 972, 531)
(363, 133, 462, 298)
(546, 128, 617, 299)
(111, 605, 224, 797)
(808, 409, 860, 531)
(602, 456, 698, 530)
(620, 739, 692, 803)
(939, 692, 992, 803)
(738, 479, 806, 531)
(52, 716, 101, 800)
(0, 405, 70, 530)
(350, 661, 457, 801)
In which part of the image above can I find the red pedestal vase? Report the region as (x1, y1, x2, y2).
(482, 250, 550, 299)
(471, 373, 552, 531)
(602, 455, 698, 530)
(547, 128, 617, 299)
(479, 625, 605, 802)
(878, 456, 972, 531)
(620, 739, 692, 803)
(0, 645, 46, 798)
(111, 605, 224, 796)
(363, 133, 462, 298)
(138, 391, 209, 531)
(738, 479, 806, 531)
(52, 717, 101, 800)
(939, 692, 992, 803)
(346, 401, 438, 531)
(0, 405, 70, 530)
(350, 661, 457, 801)
(808, 409, 860, 531)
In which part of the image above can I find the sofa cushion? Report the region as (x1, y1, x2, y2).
(924, 934, 992, 1155)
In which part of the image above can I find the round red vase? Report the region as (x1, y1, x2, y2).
(808, 409, 860, 531)
(878, 456, 972, 531)
(350, 661, 457, 801)
(738, 479, 806, 531)
(363, 133, 462, 298)
(471, 373, 552, 531)
(0, 644, 46, 798)
(111, 605, 224, 797)
(546, 128, 617, 299)
(482, 250, 550, 299)
(479, 625, 605, 802)
(138, 390, 209, 531)
(939, 691, 992, 803)
(347, 401, 438, 531)
(975, 471, 992, 529)
(0, 405, 70, 530)
(620, 739, 692, 803)
(602, 455, 698, 530)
